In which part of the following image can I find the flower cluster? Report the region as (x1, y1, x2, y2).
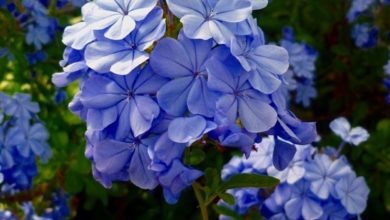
(0, 190, 70, 220)
(219, 117, 370, 220)
(346, 0, 389, 48)
(0, 92, 51, 193)
(0, 0, 85, 64)
(279, 27, 318, 107)
(53, 0, 317, 204)
(351, 23, 378, 49)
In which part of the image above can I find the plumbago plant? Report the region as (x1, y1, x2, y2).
(0, 92, 71, 219)
(219, 117, 370, 220)
(52, 0, 319, 218)
(0, 0, 85, 65)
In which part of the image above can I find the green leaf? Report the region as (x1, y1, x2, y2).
(218, 174, 279, 192)
(213, 205, 243, 220)
(218, 192, 235, 205)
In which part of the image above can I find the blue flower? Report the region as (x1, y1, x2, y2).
(283, 180, 324, 220)
(269, 89, 318, 145)
(210, 124, 258, 156)
(279, 27, 318, 107)
(318, 200, 349, 220)
(150, 34, 217, 117)
(351, 23, 378, 49)
(62, 22, 96, 50)
(85, 8, 165, 75)
(334, 172, 370, 215)
(42, 191, 71, 220)
(384, 55, 390, 76)
(149, 132, 202, 204)
(83, 0, 158, 40)
(304, 154, 352, 200)
(52, 47, 88, 87)
(207, 56, 278, 133)
(12, 122, 50, 159)
(158, 159, 203, 204)
(230, 21, 289, 94)
(261, 183, 291, 220)
(329, 117, 370, 146)
(295, 79, 317, 107)
(79, 65, 166, 137)
(0, 48, 10, 58)
(267, 143, 312, 184)
(347, 0, 375, 22)
(0, 93, 39, 120)
(166, 0, 253, 44)
(92, 132, 158, 190)
(25, 24, 53, 50)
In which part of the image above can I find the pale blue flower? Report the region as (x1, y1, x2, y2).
(79, 65, 167, 137)
(230, 21, 289, 94)
(166, 0, 253, 44)
(0, 93, 39, 120)
(85, 8, 165, 75)
(267, 143, 313, 184)
(304, 154, 353, 200)
(150, 33, 217, 117)
(283, 180, 324, 220)
(83, 0, 158, 40)
(52, 48, 88, 87)
(207, 56, 278, 133)
(295, 79, 317, 107)
(330, 117, 370, 146)
(158, 159, 202, 204)
(347, 0, 375, 22)
(334, 172, 370, 215)
(25, 25, 51, 50)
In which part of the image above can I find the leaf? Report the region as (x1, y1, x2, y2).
(218, 174, 279, 192)
(213, 205, 243, 220)
(218, 192, 235, 205)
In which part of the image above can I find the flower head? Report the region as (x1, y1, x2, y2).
(330, 117, 369, 146)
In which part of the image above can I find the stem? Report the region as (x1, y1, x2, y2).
(192, 182, 209, 220)
(335, 141, 346, 157)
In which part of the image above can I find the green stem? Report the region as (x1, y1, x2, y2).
(192, 182, 209, 220)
